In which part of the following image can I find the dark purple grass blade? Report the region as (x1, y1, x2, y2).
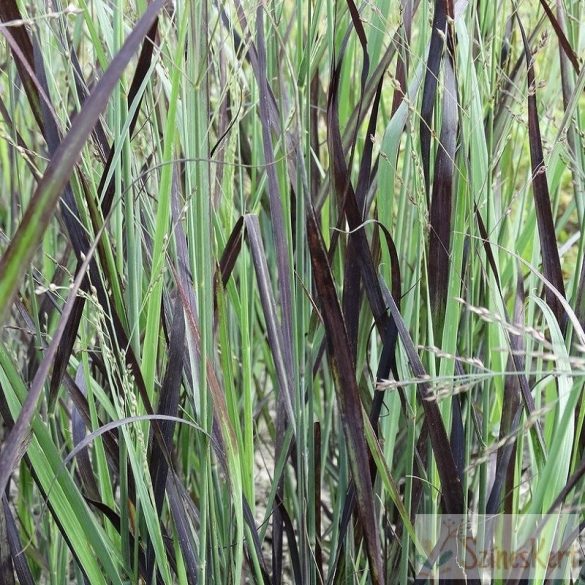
(275, 496, 302, 585)
(244, 215, 294, 425)
(501, 277, 526, 515)
(428, 57, 458, 320)
(419, 0, 448, 201)
(342, 0, 371, 183)
(340, 217, 362, 358)
(2, 497, 33, 585)
(371, 223, 402, 422)
(71, 366, 100, 501)
(314, 422, 323, 583)
(0, 2, 44, 130)
(340, 78, 383, 354)
(241, 499, 271, 583)
(49, 292, 85, 407)
(501, 273, 524, 450)
(538, 0, 580, 74)
(345, 0, 369, 87)
(67, 47, 110, 161)
(390, 0, 414, 116)
(326, 67, 390, 334)
(214, 216, 245, 318)
(475, 203, 501, 291)
(255, 5, 294, 380)
(166, 477, 199, 583)
(146, 295, 185, 583)
(306, 208, 384, 585)
(450, 391, 464, 482)
(517, 14, 566, 326)
(0, 499, 14, 585)
(310, 73, 322, 198)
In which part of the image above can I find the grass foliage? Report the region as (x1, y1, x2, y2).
(0, 0, 585, 583)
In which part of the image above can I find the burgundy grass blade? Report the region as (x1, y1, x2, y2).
(166, 478, 199, 583)
(0, 2, 45, 130)
(427, 57, 458, 319)
(538, 0, 580, 74)
(2, 497, 33, 585)
(71, 366, 100, 501)
(244, 216, 295, 427)
(517, 15, 566, 326)
(255, 6, 294, 380)
(306, 208, 384, 585)
(390, 0, 414, 116)
(420, 0, 448, 200)
(146, 296, 185, 582)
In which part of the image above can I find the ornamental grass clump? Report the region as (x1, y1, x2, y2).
(0, 0, 584, 583)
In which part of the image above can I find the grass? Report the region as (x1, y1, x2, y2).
(0, 0, 584, 583)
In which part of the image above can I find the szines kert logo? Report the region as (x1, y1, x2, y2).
(413, 513, 582, 582)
